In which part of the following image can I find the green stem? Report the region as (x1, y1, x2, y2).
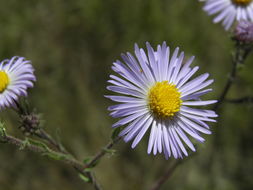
(3, 135, 83, 169)
(86, 136, 121, 168)
(12, 100, 123, 190)
(2, 134, 102, 190)
(149, 161, 182, 190)
(226, 96, 253, 104)
(35, 129, 69, 154)
(213, 42, 251, 111)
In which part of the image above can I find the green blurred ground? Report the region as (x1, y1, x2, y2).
(0, 0, 253, 190)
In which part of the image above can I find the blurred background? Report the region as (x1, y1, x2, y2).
(0, 0, 253, 190)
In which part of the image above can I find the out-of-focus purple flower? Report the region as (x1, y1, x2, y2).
(234, 20, 253, 42)
(203, 0, 253, 30)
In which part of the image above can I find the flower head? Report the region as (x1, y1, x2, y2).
(203, 0, 253, 30)
(234, 20, 253, 42)
(0, 56, 36, 110)
(106, 42, 217, 159)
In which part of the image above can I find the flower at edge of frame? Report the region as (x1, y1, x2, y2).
(0, 56, 36, 110)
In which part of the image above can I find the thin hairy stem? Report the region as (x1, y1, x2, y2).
(3, 135, 85, 171)
(35, 129, 69, 154)
(150, 161, 182, 190)
(1, 135, 120, 190)
(214, 42, 252, 111)
(11, 100, 123, 190)
(226, 96, 253, 104)
(86, 136, 121, 167)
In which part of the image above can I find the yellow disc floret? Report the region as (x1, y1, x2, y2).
(232, 0, 252, 6)
(148, 81, 182, 119)
(0, 71, 9, 93)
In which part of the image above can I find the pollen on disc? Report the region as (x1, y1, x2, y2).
(0, 71, 9, 93)
(148, 81, 182, 119)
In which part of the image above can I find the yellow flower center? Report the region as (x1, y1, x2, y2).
(148, 81, 182, 119)
(232, 0, 252, 6)
(0, 71, 9, 93)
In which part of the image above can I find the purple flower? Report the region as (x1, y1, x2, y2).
(234, 20, 253, 42)
(0, 56, 36, 110)
(106, 42, 217, 159)
(203, 0, 253, 30)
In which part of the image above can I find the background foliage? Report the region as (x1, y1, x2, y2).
(0, 0, 253, 189)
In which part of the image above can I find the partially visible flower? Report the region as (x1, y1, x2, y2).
(0, 56, 36, 110)
(203, 0, 253, 30)
(106, 42, 217, 159)
(234, 20, 253, 42)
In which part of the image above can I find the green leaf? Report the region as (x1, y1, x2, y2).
(23, 138, 70, 161)
(0, 121, 4, 128)
(103, 148, 117, 155)
(90, 159, 100, 168)
(0, 122, 5, 134)
(84, 168, 92, 172)
(0, 128, 6, 137)
(237, 63, 245, 70)
(79, 173, 90, 183)
(83, 157, 92, 164)
(19, 138, 30, 150)
(111, 127, 122, 140)
(0, 121, 6, 141)
(26, 138, 51, 152)
(43, 152, 67, 161)
(83, 157, 100, 168)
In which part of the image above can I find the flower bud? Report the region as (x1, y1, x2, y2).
(19, 113, 40, 135)
(234, 20, 253, 43)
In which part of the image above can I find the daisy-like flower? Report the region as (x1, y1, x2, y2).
(106, 42, 217, 159)
(203, 0, 253, 30)
(0, 56, 36, 110)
